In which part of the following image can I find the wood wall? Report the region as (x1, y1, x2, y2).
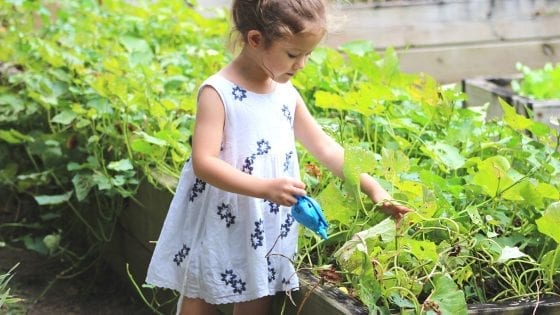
(324, 0, 560, 83)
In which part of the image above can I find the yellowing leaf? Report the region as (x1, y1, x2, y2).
(499, 98, 533, 131)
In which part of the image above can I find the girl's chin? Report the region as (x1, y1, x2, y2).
(272, 75, 293, 83)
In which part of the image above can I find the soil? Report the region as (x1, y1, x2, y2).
(0, 246, 154, 315)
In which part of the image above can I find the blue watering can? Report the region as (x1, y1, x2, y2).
(291, 195, 329, 239)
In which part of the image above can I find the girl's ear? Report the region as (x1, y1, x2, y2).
(247, 30, 263, 48)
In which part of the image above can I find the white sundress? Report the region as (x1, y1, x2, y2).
(145, 74, 302, 305)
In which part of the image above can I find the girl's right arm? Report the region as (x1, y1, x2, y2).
(191, 86, 306, 206)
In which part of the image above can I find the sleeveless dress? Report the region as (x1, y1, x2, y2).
(145, 74, 301, 305)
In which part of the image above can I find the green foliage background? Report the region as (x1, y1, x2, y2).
(1, 1, 559, 314)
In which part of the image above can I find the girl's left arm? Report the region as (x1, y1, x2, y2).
(293, 94, 411, 220)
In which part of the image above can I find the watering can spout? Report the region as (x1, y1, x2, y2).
(291, 195, 329, 240)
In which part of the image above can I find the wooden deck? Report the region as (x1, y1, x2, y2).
(200, 0, 560, 83)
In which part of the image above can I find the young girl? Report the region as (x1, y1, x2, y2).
(146, 0, 411, 314)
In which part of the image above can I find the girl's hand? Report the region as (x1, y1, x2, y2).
(377, 200, 412, 223)
(264, 177, 307, 207)
(362, 174, 412, 223)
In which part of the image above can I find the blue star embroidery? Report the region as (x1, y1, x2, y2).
(221, 269, 247, 294)
(250, 219, 264, 249)
(256, 139, 271, 155)
(265, 199, 280, 214)
(283, 151, 293, 172)
(189, 178, 207, 202)
(267, 257, 277, 283)
(280, 213, 295, 238)
(232, 86, 247, 101)
(217, 202, 236, 227)
(282, 105, 292, 125)
(173, 244, 190, 266)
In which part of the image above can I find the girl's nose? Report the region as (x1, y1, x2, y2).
(293, 56, 306, 70)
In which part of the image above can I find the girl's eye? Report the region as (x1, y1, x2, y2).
(287, 53, 299, 58)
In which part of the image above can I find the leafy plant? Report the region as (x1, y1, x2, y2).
(294, 41, 560, 314)
(0, 0, 229, 272)
(0, 263, 22, 311)
(512, 62, 560, 99)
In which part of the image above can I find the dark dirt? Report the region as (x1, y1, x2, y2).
(0, 246, 154, 315)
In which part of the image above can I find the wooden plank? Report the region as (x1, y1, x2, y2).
(325, 0, 560, 49)
(396, 38, 560, 83)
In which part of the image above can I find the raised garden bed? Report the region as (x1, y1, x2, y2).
(106, 182, 560, 315)
(462, 75, 560, 133)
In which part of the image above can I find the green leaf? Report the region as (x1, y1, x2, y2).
(426, 274, 467, 315)
(93, 173, 112, 190)
(52, 110, 77, 125)
(499, 98, 533, 131)
(471, 156, 514, 197)
(536, 202, 560, 244)
(335, 218, 396, 261)
(34, 191, 73, 205)
(135, 131, 168, 146)
(401, 239, 438, 263)
(424, 142, 465, 171)
(343, 145, 376, 189)
(23, 235, 48, 255)
(314, 90, 346, 111)
(72, 173, 95, 201)
(0, 129, 34, 144)
(107, 159, 134, 172)
(317, 182, 354, 224)
(339, 40, 374, 57)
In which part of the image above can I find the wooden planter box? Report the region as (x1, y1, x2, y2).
(462, 75, 560, 134)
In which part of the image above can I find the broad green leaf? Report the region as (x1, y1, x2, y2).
(424, 142, 465, 171)
(380, 148, 409, 181)
(52, 110, 77, 125)
(537, 182, 560, 200)
(317, 182, 354, 224)
(518, 180, 544, 208)
(23, 235, 48, 255)
(540, 248, 560, 271)
(343, 145, 376, 189)
(107, 159, 134, 172)
(426, 275, 467, 315)
(134, 131, 168, 146)
(131, 138, 156, 154)
(34, 191, 73, 205)
(499, 98, 533, 131)
(471, 156, 514, 197)
(93, 173, 112, 190)
(536, 202, 560, 244)
(400, 238, 438, 263)
(314, 90, 347, 111)
(72, 173, 94, 201)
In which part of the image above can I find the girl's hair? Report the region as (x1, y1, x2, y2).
(230, 0, 327, 49)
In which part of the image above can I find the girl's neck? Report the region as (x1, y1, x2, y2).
(222, 51, 277, 94)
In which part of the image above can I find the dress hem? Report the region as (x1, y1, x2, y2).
(146, 278, 300, 305)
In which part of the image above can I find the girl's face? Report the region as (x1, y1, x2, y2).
(256, 22, 325, 83)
